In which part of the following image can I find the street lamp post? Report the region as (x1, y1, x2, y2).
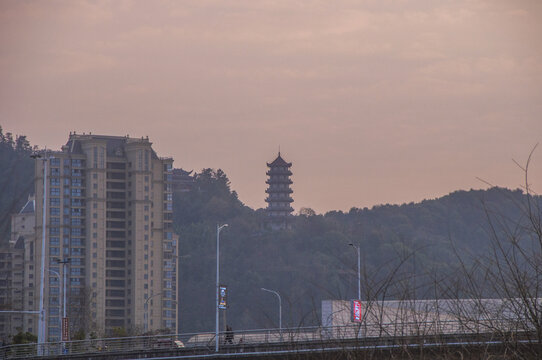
(46, 269, 62, 344)
(261, 288, 282, 340)
(56, 258, 70, 350)
(144, 292, 164, 333)
(349, 243, 361, 300)
(31, 152, 50, 353)
(215, 223, 228, 353)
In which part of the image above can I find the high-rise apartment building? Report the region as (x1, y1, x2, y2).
(9, 195, 37, 338)
(34, 133, 177, 340)
(0, 195, 36, 342)
(0, 241, 24, 342)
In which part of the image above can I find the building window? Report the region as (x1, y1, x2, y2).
(93, 147, 98, 168)
(71, 208, 83, 217)
(99, 147, 105, 169)
(71, 248, 84, 256)
(71, 169, 83, 177)
(72, 238, 84, 246)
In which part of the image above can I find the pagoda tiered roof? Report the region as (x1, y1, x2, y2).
(266, 178, 293, 185)
(266, 168, 292, 176)
(265, 196, 293, 203)
(265, 187, 293, 194)
(266, 204, 294, 212)
(267, 153, 292, 168)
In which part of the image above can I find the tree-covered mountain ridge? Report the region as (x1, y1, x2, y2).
(1, 128, 539, 333)
(176, 169, 539, 332)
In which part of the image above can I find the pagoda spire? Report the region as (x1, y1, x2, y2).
(265, 152, 293, 229)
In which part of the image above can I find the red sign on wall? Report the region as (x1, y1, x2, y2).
(351, 300, 362, 323)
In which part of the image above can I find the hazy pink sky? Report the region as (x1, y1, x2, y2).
(1, 0, 541, 213)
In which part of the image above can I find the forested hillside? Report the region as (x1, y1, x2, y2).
(174, 170, 539, 333)
(0, 127, 34, 241)
(0, 128, 537, 335)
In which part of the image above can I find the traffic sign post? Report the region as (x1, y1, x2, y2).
(62, 317, 69, 341)
(219, 285, 227, 310)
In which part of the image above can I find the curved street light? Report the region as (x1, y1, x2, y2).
(144, 291, 164, 333)
(349, 243, 361, 300)
(46, 269, 62, 343)
(261, 287, 282, 340)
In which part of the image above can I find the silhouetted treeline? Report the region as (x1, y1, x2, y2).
(0, 126, 34, 241)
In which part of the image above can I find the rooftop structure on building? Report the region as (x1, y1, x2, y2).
(33, 132, 178, 340)
(172, 168, 195, 193)
(265, 152, 293, 229)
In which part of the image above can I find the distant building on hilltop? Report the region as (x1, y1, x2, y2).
(172, 168, 195, 193)
(265, 152, 293, 229)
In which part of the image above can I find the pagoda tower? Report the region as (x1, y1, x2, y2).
(265, 152, 293, 227)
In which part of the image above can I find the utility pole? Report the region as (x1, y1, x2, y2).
(349, 243, 361, 300)
(56, 258, 70, 351)
(31, 152, 49, 354)
(261, 288, 282, 340)
(215, 224, 228, 353)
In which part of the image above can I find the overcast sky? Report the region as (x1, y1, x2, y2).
(1, 0, 541, 213)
